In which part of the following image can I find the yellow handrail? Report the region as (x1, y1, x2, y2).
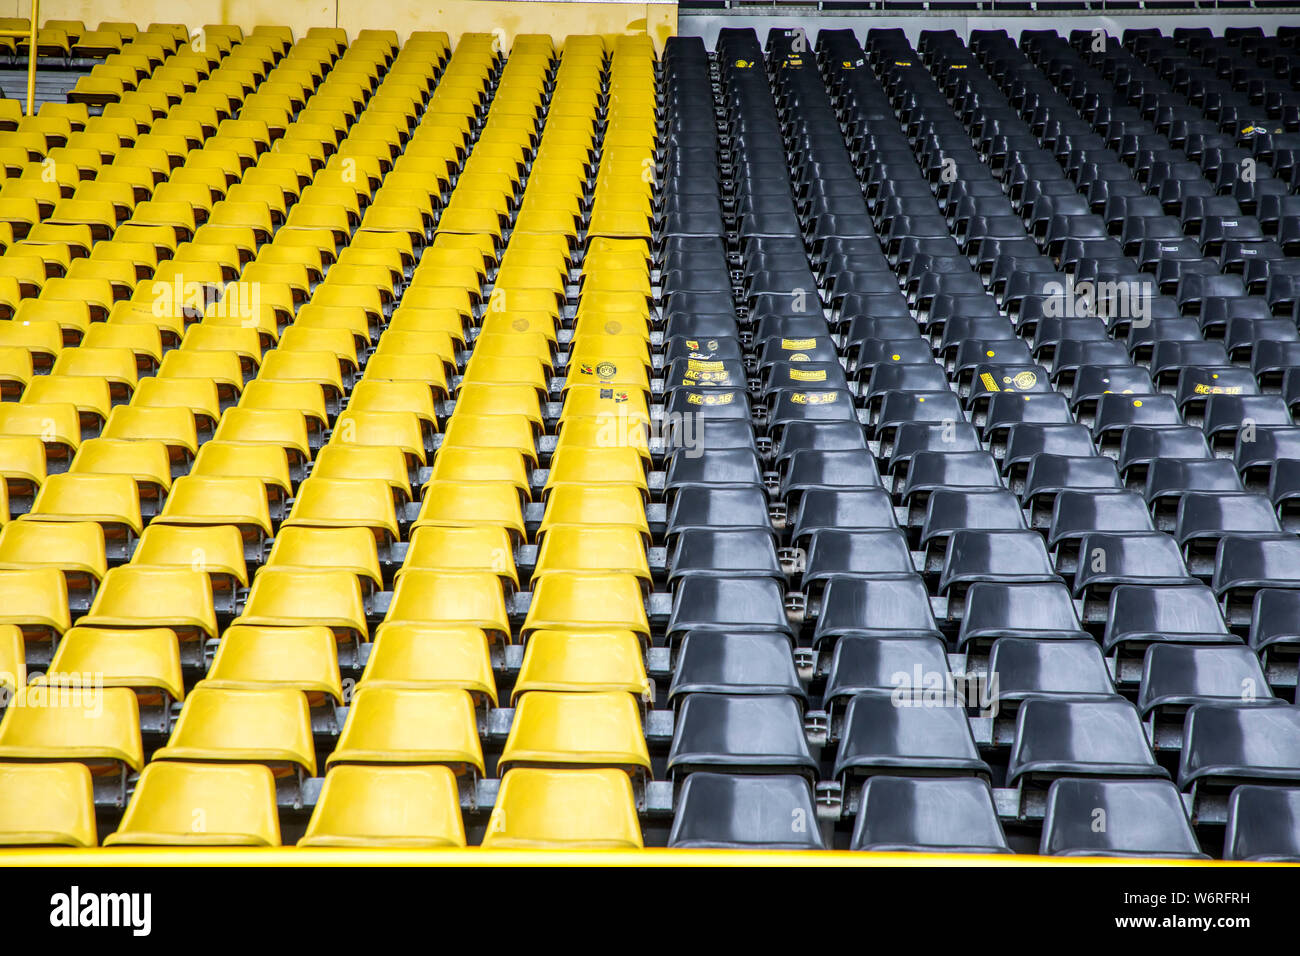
(0, 0, 39, 117)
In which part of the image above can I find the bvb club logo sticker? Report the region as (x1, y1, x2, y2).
(595, 361, 617, 379)
(1011, 370, 1038, 390)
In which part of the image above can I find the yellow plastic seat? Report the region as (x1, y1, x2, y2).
(555, 416, 651, 466)
(27, 473, 142, 546)
(105, 760, 280, 846)
(205, 624, 342, 703)
(523, 573, 650, 642)
(500, 690, 650, 781)
(131, 523, 248, 592)
(46, 625, 184, 705)
(299, 764, 465, 848)
(80, 322, 161, 372)
(212, 407, 311, 476)
(83, 565, 216, 641)
(130, 376, 221, 438)
(515, 630, 651, 703)
(533, 526, 650, 586)
(154, 473, 270, 546)
(347, 381, 439, 441)
(100, 405, 198, 470)
(20, 374, 112, 437)
(400, 525, 517, 588)
(0, 436, 43, 504)
(189, 441, 291, 517)
(264, 526, 382, 593)
(481, 768, 643, 849)
(0, 346, 32, 400)
(385, 569, 510, 644)
(156, 348, 246, 405)
(0, 317, 62, 372)
(361, 354, 449, 401)
(181, 323, 263, 377)
(0, 685, 142, 775)
(233, 568, 368, 645)
(362, 623, 496, 706)
(330, 409, 426, 469)
(153, 683, 314, 779)
(412, 480, 525, 543)
(258, 349, 345, 410)
(441, 414, 537, 466)
(0, 624, 22, 694)
(452, 383, 543, 430)
(311, 445, 411, 507)
(0, 568, 69, 641)
(0, 763, 96, 847)
(538, 485, 648, 542)
(326, 686, 483, 778)
(427, 447, 529, 503)
(67, 439, 171, 515)
(544, 446, 648, 499)
(283, 476, 399, 548)
(0, 520, 105, 598)
(237, 380, 327, 443)
(0, 401, 80, 468)
(559, 384, 652, 428)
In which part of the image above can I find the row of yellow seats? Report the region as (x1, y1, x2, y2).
(0, 756, 639, 848)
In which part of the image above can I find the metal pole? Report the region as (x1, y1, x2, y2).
(26, 0, 38, 117)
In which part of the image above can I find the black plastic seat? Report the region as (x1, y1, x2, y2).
(1006, 696, 1167, 794)
(1102, 583, 1235, 658)
(790, 488, 898, 549)
(1214, 533, 1300, 626)
(666, 487, 772, 541)
(1040, 778, 1206, 858)
(834, 689, 991, 793)
(823, 634, 952, 724)
(939, 529, 1060, 611)
(1022, 454, 1123, 530)
(957, 581, 1089, 656)
(802, 529, 915, 592)
(780, 449, 883, 506)
(667, 529, 783, 585)
(1224, 785, 1300, 862)
(1180, 701, 1300, 805)
(1048, 490, 1157, 576)
(669, 631, 804, 705)
(1138, 642, 1272, 722)
(851, 776, 1010, 854)
(668, 773, 826, 850)
(1174, 492, 1284, 574)
(814, 574, 942, 650)
(1074, 530, 1200, 621)
(668, 693, 818, 783)
(1249, 588, 1300, 665)
(665, 448, 765, 495)
(666, 576, 794, 648)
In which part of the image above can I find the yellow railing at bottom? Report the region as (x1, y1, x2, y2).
(0, 846, 1286, 866)
(0, 0, 38, 118)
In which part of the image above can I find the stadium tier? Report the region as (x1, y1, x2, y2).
(0, 14, 1298, 862)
